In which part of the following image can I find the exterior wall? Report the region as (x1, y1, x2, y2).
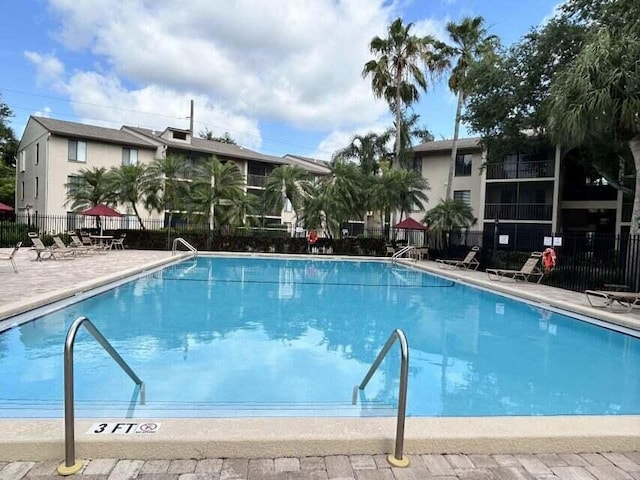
(15, 122, 49, 215)
(21, 133, 157, 219)
(416, 148, 483, 220)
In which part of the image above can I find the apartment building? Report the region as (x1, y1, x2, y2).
(413, 137, 632, 243)
(16, 116, 330, 231)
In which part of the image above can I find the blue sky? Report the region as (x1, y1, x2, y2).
(1, 0, 560, 160)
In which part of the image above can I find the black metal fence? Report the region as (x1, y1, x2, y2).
(2, 214, 639, 294)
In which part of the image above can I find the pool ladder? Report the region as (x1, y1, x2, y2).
(172, 237, 198, 258)
(391, 246, 415, 263)
(58, 317, 145, 476)
(353, 329, 410, 468)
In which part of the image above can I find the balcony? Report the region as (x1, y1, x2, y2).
(485, 203, 553, 221)
(247, 174, 268, 187)
(486, 160, 555, 180)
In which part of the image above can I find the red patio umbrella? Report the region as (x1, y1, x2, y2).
(79, 204, 122, 235)
(393, 217, 428, 230)
(0, 202, 14, 212)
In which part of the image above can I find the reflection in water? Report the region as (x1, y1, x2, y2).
(0, 256, 638, 418)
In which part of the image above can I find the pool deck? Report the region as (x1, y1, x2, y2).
(0, 248, 638, 476)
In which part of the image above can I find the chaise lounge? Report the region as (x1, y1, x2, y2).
(584, 290, 640, 312)
(0, 242, 22, 273)
(436, 245, 480, 270)
(486, 252, 544, 283)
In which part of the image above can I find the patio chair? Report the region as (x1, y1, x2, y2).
(584, 290, 640, 313)
(436, 246, 480, 270)
(52, 236, 79, 258)
(109, 232, 126, 250)
(486, 252, 544, 283)
(0, 241, 22, 273)
(68, 232, 97, 254)
(385, 245, 396, 257)
(27, 232, 56, 261)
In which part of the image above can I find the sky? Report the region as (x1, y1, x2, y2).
(0, 0, 561, 160)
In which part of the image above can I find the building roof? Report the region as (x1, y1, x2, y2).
(31, 117, 157, 149)
(413, 137, 481, 153)
(284, 154, 331, 175)
(123, 126, 286, 165)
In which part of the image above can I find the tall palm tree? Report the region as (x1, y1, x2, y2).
(332, 131, 391, 176)
(263, 165, 312, 229)
(392, 168, 430, 221)
(442, 16, 498, 200)
(363, 18, 444, 168)
(108, 164, 155, 230)
(190, 157, 245, 228)
(222, 192, 260, 227)
(548, 26, 640, 234)
(422, 199, 476, 249)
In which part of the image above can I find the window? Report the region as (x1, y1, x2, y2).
(122, 148, 138, 166)
(35, 143, 39, 165)
(68, 140, 87, 162)
(35, 177, 39, 198)
(67, 175, 84, 197)
(412, 157, 422, 175)
(453, 190, 471, 206)
(172, 130, 187, 140)
(455, 154, 472, 176)
(19, 151, 25, 172)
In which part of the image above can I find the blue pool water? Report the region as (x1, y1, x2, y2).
(1, 256, 638, 418)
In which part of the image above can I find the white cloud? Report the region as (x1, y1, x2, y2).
(45, 0, 400, 131)
(541, 2, 564, 25)
(312, 120, 391, 160)
(65, 72, 263, 149)
(34, 106, 52, 118)
(24, 51, 65, 89)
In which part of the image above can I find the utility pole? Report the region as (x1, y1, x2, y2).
(188, 99, 194, 134)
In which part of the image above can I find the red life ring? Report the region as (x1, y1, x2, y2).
(542, 247, 557, 272)
(308, 230, 318, 245)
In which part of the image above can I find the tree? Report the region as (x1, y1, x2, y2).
(145, 154, 192, 227)
(441, 16, 498, 200)
(0, 96, 17, 167)
(392, 168, 430, 221)
(548, 23, 640, 234)
(65, 167, 116, 211)
(107, 164, 155, 230)
(263, 165, 312, 229)
(221, 192, 260, 227)
(423, 199, 476, 249)
(332, 131, 391, 176)
(363, 18, 445, 168)
(190, 157, 245, 228)
(199, 128, 237, 144)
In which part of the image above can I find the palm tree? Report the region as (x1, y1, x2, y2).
(441, 16, 498, 200)
(422, 199, 476, 249)
(392, 168, 430, 221)
(332, 131, 391, 176)
(318, 158, 367, 237)
(65, 167, 116, 211)
(222, 192, 260, 227)
(108, 164, 155, 230)
(548, 26, 640, 234)
(363, 18, 444, 168)
(190, 157, 245, 228)
(263, 165, 312, 229)
(145, 154, 192, 227)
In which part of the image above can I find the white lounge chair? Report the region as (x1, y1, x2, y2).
(584, 290, 640, 312)
(0, 242, 21, 273)
(436, 246, 480, 270)
(486, 252, 544, 283)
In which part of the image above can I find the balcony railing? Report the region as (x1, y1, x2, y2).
(485, 203, 553, 221)
(486, 160, 555, 180)
(247, 174, 268, 187)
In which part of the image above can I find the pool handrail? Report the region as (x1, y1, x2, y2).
(58, 316, 145, 476)
(391, 245, 415, 263)
(356, 328, 409, 468)
(172, 237, 198, 258)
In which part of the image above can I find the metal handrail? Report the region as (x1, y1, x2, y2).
(356, 329, 410, 468)
(392, 245, 415, 263)
(172, 237, 198, 257)
(58, 317, 145, 476)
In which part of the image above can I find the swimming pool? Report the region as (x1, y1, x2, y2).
(1, 256, 638, 418)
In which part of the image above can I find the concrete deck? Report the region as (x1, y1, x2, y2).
(0, 248, 638, 473)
